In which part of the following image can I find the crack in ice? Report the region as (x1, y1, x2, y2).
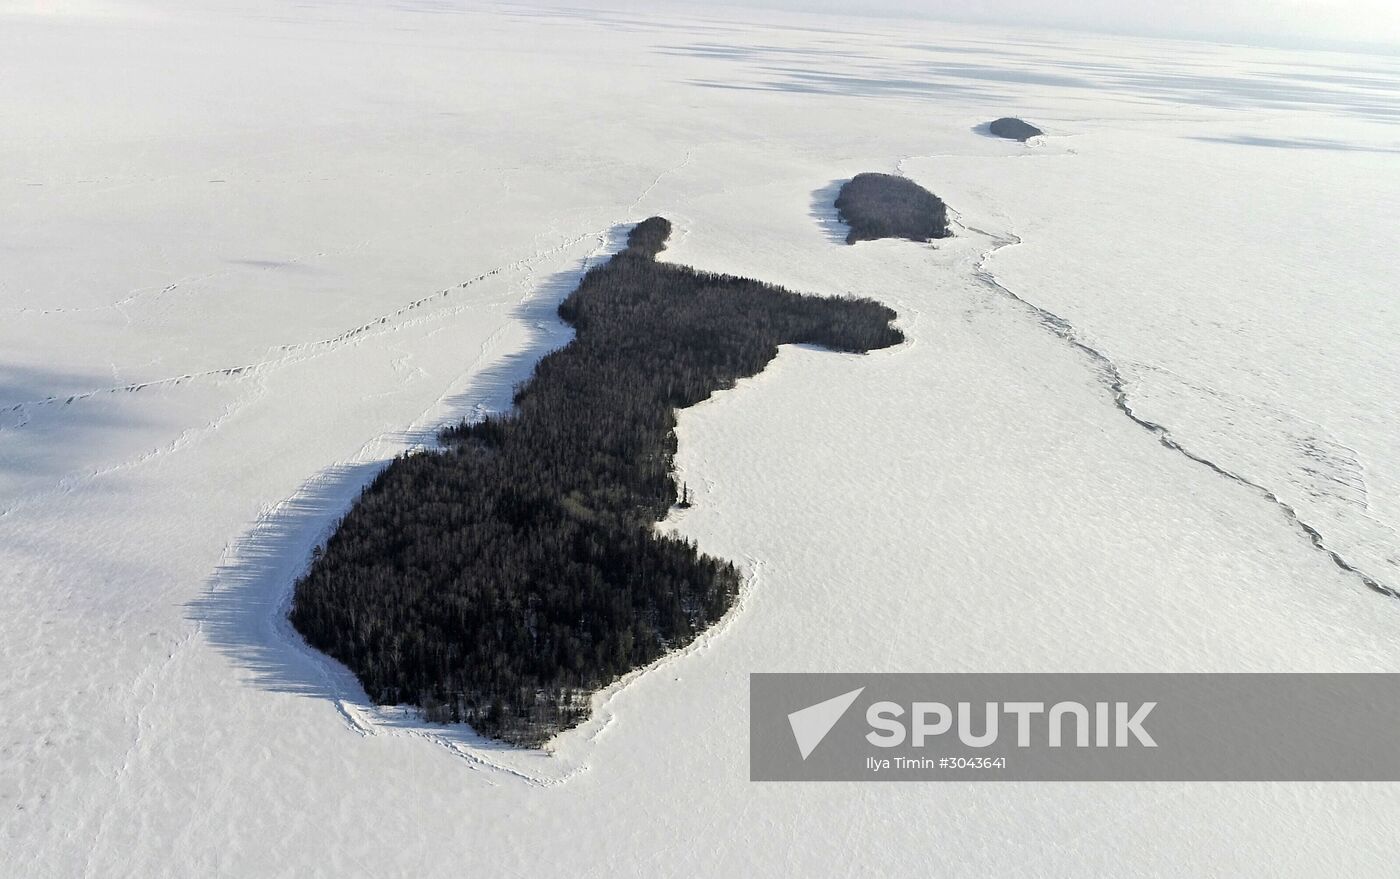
(954, 209, 1399, 601)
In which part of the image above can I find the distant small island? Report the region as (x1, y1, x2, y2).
(290, 217, 903, 746)
(988, 117, 1043, 142)
(834, 173, 951, 245)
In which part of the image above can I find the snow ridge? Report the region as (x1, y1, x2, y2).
(954, 210, 1399, 601)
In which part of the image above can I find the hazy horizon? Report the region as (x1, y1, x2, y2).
(597, 0, 1400, 53)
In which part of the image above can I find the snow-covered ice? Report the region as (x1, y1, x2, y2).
(4, 1, 1400, 874)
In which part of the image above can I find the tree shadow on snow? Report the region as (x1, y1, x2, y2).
(188, 223, 636, 706)
(810, 179, 851, 246)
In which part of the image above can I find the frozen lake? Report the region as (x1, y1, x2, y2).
(4, 1, 1400, 874)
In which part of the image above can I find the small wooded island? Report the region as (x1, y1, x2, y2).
(834, 172, 951, 244)
(290, 217, 903, 746)
(988, 117, 1043, 141)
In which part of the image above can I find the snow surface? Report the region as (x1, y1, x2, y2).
(5, 1, 1400, 875)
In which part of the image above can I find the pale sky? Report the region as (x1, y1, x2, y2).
(708, 0, 1400, 50)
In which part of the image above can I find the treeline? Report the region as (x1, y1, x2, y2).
(290, 217, 903, 746)
(835, 172, 951, 245)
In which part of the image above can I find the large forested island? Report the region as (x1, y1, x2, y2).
(835, 172, 951, 244)
(290, 218, 903, 746)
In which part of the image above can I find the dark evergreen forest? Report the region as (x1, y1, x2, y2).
(290, 217, 903, 746)
(988, 117, 1043, 141)
(834, 172, 951, 244)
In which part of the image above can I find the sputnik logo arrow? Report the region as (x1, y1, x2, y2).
(787, 687, 864, 760)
